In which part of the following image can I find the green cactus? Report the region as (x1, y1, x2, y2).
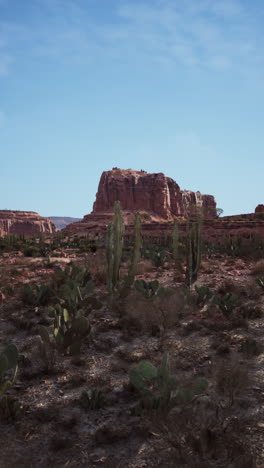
(129, 353, 208, 413)
(21, 283, 52, 306)
(185, 216, 202, 286)
(38, 304, 91, 355)
(213, 293, 240, 318)
(195, 285, 212, 306)
(134, 279, 166, 299)
(106, 201, 125, 295)
(120, 212, 142, 297)
(52, 263, 94, 313)
(0, 395, 23, 423)
(172, 219, 181, 271)
(256, 276, 264, 290)
(0, 344, 19, 398)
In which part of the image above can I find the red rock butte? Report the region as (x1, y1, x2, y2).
(92, 168, 216, 220)
(65, 168, 264, 241)
(0, 210, 56, 237)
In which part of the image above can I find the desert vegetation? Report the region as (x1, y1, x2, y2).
(0, 203, 264, 467)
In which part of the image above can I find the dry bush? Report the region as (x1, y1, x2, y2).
(217, 279, 240, 295)
(85, 249, 107, 285)
(121, 288, 185, 334)
(136, 259, 154, 275)
(251, 259, 264, 276)
(33, 337, 58, 373)
(146, 399, 256, 468)
(215, 360, 250, 406)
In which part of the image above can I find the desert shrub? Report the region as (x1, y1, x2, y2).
(135, 259, 154, 275)
(240, 303, 262, 319)
(122, 288, 185, 334)
(23, 246, 41, 257)
(251, 259, 264, 276)
(215, 360, 250, 406)
(34, 338, 57, 373)
(147, 400, 256, 467)
(239, 337, 263, 356)
(129, 353, 208, 414)
(141, 244, 171, 268)
(85, 249, 107, 285)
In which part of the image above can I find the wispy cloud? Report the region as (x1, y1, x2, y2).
(0, 0, 263, 74)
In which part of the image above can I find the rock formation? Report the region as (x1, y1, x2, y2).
(47, 217, 81, 231)
(0, 211, 56, 237)
(92, 168, 216, 219)
(65, 168, 218, 237)
(255, 204, 264, 214)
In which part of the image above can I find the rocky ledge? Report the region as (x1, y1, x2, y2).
(0, 211, 56, 237)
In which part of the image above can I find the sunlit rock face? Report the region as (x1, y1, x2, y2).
(0, 210, 56, 237)
(92, 168, 216, 220)
(255, 204, 264, 214)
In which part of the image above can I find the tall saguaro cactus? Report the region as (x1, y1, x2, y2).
(127, 212, 142, 280)
(120, 212, 142, 297)
(172, 219, 179, 269)
(106, 201, 125, 294)
(185, 216, 202, 286)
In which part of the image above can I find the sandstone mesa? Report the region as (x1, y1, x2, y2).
(0, 211, 55, 237)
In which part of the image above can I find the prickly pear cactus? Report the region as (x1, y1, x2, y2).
(38, 306, 91, 355)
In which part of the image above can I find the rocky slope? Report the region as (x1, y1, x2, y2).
(47, 217, 81, 231)
(0, 211, 55, 237)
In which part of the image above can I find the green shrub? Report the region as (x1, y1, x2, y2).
(129, 353, 208, 413)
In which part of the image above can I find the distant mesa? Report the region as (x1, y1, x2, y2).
(0, 210, 55, 237)
(255, 204, 264, 214)
(47, 217, 81, 231)
(65, 168, 217, 235)
(92, 168, 217, 219)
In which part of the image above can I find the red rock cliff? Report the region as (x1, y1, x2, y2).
(92, 168, 216, 219)
(255, 205, 264, 214)
(0, 211, 56, 237)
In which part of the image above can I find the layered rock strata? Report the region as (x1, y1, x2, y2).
(0, 211, 56, 237)
(92, 168, 216, 219)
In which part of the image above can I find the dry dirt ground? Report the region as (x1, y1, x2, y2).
(0, 251, 264, 467)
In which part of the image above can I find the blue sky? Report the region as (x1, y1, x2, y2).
(0, 0, 263, 217)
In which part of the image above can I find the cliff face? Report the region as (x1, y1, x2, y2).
(255, 205, 264, 214)
(92, 168, 216, 219)
(0, 211, 56, 237)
